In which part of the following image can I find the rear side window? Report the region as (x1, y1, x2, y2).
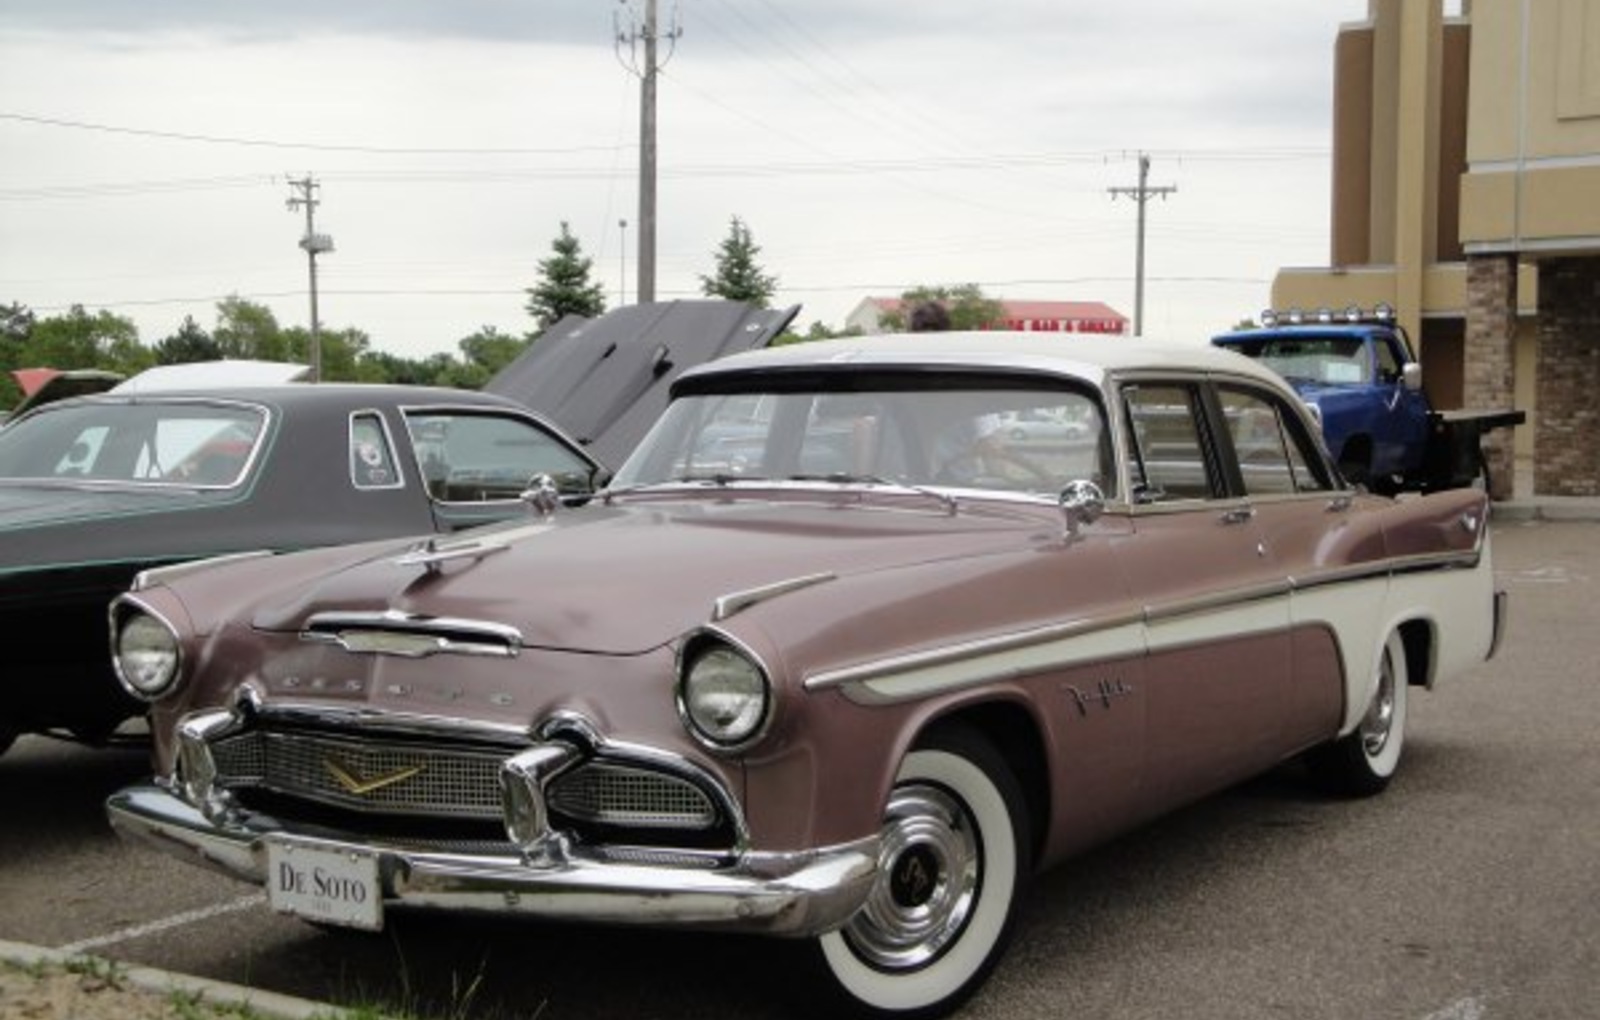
(350, 412, 402, 490)
(405, 411, 595, 502)
(0, 400, 266, 489)
(1218, 385, 1334, 496)
(1121, 384, 1214, 502)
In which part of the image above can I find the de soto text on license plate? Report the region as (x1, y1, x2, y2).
(266, 840, 382, 930)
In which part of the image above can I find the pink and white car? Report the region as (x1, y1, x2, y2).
(106, 332, 1505, 1017)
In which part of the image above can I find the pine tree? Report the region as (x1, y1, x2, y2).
(700, 217, 778, 307)
(525, 222, 607, 332)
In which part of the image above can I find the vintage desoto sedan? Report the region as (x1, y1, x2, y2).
(106, 333, 1506, 1016)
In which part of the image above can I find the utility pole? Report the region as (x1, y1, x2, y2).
(286, 175, 333, 381)
(616, 0, 680, 305)
(1107, 153, 1176, 337)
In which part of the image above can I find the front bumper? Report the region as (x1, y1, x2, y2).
(107, 783, 878, 938)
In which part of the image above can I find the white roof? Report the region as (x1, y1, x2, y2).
(688, 331, 1282, 389)
(111, 360, 312, 393)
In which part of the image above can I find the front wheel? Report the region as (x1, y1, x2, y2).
(1306, 629, 1409, 796)
(817, 728, 1029, 1017)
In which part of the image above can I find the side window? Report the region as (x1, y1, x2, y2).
(350, 412, 402, 490)
(1121, 383, 1214, 502)
(1373, 338, 1402, 384)
(1219, 388, 1296, 496)
(405, 412, 595, 502)
(1219, 386, 1333, 496)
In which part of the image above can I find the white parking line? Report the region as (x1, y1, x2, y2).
(1422, 997, 1488, 1020)
(58, 893, 267, 955)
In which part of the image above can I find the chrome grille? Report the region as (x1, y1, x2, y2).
(547, 761, 717, 829)
(211, 730, 508, 820)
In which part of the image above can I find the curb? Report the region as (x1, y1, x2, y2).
(0, 938, 354, 1019)
(1491, 500, 1600, 523)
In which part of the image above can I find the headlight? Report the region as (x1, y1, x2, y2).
(678, 639, 771, 749)
(114, 610, 182, 700)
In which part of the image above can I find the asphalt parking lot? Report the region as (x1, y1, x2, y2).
(2, 517, 1597, 1020)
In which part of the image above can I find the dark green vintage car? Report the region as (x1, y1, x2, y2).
(0, 382, 605, 756)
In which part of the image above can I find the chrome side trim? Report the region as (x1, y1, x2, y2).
(131, 550, 277, 591)
(106, 784, 878, 938)
(804, 551, 1487, 705)
(804, 609, 1146, 694)
(1141, 579, 1289, 626)
(712, 572, 837, 622)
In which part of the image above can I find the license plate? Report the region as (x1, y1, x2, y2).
(265, 839, 383, 931)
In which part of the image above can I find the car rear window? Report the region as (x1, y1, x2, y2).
(0, 399, 267, 489)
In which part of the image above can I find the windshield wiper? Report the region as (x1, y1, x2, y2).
(600, 473, 767, 503)
(787, 473, 958, 516)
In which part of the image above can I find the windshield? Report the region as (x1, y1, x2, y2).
(614, 376, 1114, 500)
(0, 399, 267, 488)
(1227, 336, 1371, 386)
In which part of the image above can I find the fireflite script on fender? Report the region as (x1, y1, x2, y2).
(1062, 679, 1136, 717)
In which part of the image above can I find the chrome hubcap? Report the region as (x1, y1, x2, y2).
(843, 783, 979, 971)
(1360, 647, 1396, 757)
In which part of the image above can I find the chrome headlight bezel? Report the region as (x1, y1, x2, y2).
(675, 631, 773, 753)
(110, 597, 184, 702)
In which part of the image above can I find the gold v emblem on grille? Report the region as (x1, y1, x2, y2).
(324, 758, 425, 796)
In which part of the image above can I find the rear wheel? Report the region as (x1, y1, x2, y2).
(1306, 630, 1409, 796)
(817, 727, 1029, 1017)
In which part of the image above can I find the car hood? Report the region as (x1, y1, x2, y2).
(248, 494, 1041, 655)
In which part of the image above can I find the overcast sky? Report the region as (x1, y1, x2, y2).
(1, 1, 1372, 361)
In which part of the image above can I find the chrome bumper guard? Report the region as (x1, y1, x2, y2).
(107, 783, 879, 938)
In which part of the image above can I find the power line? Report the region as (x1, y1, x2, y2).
(0, 111, 633, 157)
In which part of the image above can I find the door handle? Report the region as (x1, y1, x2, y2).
(1220, 506, 1255, 525)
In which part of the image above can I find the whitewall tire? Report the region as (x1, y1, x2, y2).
(817, 727, 1029, 1017)
(1307, 629, 1410, 796)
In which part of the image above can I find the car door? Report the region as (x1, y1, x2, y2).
(1115, 378, 1294, 811)
(1212, 380, 1351, 756)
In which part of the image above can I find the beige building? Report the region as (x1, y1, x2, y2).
(1275, 0, 1600, 496)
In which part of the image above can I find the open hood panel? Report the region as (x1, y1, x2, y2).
(486, 300, 797, 468)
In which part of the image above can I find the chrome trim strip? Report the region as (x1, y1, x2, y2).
(107, 784, 878, 938)
(804, 608, 1146, 692)
(712, 572, 837, 622)
(1142, 579, 1289, 626)
(804, 550, 1486, 702)
(248, 702, 535, 743)
(131, 550, 275, 591)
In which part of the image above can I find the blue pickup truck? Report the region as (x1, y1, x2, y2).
(1212, 309, 1523, 494)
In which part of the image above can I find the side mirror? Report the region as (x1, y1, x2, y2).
(1058, 480, 1105, 541)
(1401, 362, 1423, 392)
